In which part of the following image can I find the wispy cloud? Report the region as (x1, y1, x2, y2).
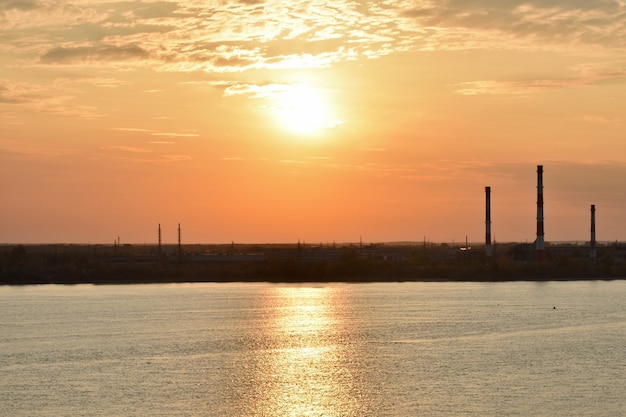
(0, 78, 106, 118)
(34, 104, 104, 119)
(580, 114, 618, 124)
(98, 144, 191, 163)
(223, 82, 309, 99)
(99, 145, 152, 153)
(279, 159, 311, 165)
(110, 127, 198, 138)
(0, 79, 45, 103)
(150, 131, 199, 138)
(54, 77, 131, 89)
(0, 139, 77, 159)
(40, 45, 149, 64)
(451, 60, 626, 96)
(451, 79, 573, 96)
(101, 153, 192, 163)
(111, 127, 153, 133)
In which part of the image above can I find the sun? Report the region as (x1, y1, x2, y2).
(272, 84, 341, 136)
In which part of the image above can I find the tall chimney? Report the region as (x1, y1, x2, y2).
(590, 205, 596, 260)
(485, 186, 492, 257)
(158, 223, 162, 261)
(536, 165, 545, 261)
(178, 223, 182, 262)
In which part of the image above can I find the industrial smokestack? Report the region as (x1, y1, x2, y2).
(178, 223, 182, 262)
(590, 205, 596, 260)
(485, 186, 492, 257)
(536, 165, 545, 261)
(158, 223, 162, 261)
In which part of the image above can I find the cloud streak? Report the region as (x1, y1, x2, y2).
(40, 45, 149, 64)
(451, 60, 626, 95)
(98, 143, 191, 163)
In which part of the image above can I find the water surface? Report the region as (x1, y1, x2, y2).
(1, 281, 625, 416)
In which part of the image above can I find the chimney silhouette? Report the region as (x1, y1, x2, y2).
(158, 223, 162, 262)
(536, 165, 545, 261)
(485, 186, 492, 257)
(590, 205, 596, 261)
(178, 223, 182, 262)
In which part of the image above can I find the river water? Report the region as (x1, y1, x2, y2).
(1, 281, 625, 416)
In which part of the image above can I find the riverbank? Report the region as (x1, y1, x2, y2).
(2, 242, 625, 285)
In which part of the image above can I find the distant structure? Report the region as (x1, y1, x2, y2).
(536, 165, 545, 261)
(158, 223, 163, 261)
(590, 205, 597, 261)
(178, 223, 182, 262)
(485, 186, 492, 258)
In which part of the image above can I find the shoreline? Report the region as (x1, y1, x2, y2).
(3, 242, 626, 285)
(2, 272, 624, 286)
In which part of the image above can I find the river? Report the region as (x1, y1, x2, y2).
(1, 281, 625, 416)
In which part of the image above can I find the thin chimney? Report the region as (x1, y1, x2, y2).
(178, 223, 182, 262)
(536, 165, 545, 261)
(485, 186, 492, 257)
(590, 205, 596, 261)
(158, 223, 162, 262)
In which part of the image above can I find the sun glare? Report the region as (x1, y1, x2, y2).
(272, 84, 341, 136)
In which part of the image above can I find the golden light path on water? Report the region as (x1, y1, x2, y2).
(246, 286, 373, 417)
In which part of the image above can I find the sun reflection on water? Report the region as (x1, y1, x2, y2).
(242, 286, 370, 417)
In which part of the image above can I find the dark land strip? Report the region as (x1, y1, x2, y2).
(2, 243, 625, 285)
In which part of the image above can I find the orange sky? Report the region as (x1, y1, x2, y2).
(2, 0, 626, 244)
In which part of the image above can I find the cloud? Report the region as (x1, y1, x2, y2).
(451, 60, 626, 95)
(99, 145, 152, 153)
(0, 85, 27, 103)
(580, 114, 618, 124)
(110, 127, 198, 138)
(222, 82, 288, 98)
(0, 79, 105, 118)
(3, 0, 626, 80)
(0, 1, 106, 32)
(0, 0, 41, 13)
(102, 153, 192, 163)
(280, 159, 311, 165)
(150, 131, 198, 138)
(52, 77, 131, 91)
(451, 79, 573, 96)
(97, 143, 191, 163)
(111, 127, 153, 133)
(0, 79, 43, 103)
(162, 154, 191, 162)
(399, 1, 626, 52)
(36, 104, 105, 119)
(0, 139, 77, 159)
(40, 45, 149, 64)
(5, 0, 396, 73)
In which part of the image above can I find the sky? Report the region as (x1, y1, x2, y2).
(2, 0, 626, 245)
